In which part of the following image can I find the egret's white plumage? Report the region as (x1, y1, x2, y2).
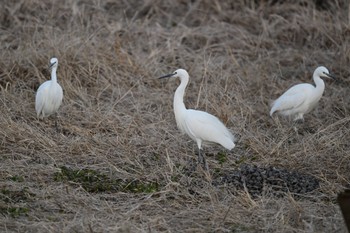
(35, 57, 63, 119)
(270, 66, 334, 121)
(160, 69, 235, 169)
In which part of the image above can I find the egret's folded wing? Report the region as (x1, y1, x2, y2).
(35, 83, 49, 117)
(184, 110, 233, 142)
(272, 91, 306, 113)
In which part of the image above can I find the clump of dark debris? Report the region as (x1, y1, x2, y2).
(213, 164, 320, 198)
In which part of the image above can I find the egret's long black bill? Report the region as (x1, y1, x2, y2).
(48, 62, 56, 69)
(324, 72, 336, 80)
(159, 73, 176, 79)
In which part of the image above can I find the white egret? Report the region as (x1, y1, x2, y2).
(270, 66, 335, 122)
(159, 69, 235, 170)
(35, 57, 63, 126)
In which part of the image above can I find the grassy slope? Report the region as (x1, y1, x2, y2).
(0, 0, 349, 232)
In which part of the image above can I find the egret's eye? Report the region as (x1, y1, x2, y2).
(174, 72, 177, 74)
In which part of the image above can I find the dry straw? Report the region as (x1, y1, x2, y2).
(0, 0, 349, 232)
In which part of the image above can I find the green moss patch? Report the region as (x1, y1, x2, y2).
(54, 166, 160, 193)
(9, 175, 25, 182)
(0, 188, 33, 218)
(0, 188, 35, 203)
(0, 206, 29, 218)
(215, 151, 228, 165)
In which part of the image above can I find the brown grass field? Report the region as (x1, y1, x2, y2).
(1, 0, 350, 232)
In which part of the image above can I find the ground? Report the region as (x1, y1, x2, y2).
(0, 0, 350, 232)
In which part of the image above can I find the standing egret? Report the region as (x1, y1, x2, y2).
(35, 57, 63, 127)
(270, 66, 335, 122)
(159, 69, 235, 170)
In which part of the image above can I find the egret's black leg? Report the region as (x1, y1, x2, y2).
(198, 149, 209, 171)
(202, 153, 209, 171)
(294, 118, 304, 124)
(55, 113, 60, 133)
(198, 148, 203, 165)
(292, 117, 304, 135)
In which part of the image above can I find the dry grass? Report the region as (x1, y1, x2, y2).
(0, 0, 350, 232)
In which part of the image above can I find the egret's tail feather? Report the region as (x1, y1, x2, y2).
(270, 101, 278, 117)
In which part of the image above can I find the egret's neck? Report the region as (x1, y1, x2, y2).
(313, 75, 325, 94)
(51, 67, 58, 83)
(173, 76, 189, 117)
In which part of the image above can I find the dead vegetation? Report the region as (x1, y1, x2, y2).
(0, 0, 349, 232)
